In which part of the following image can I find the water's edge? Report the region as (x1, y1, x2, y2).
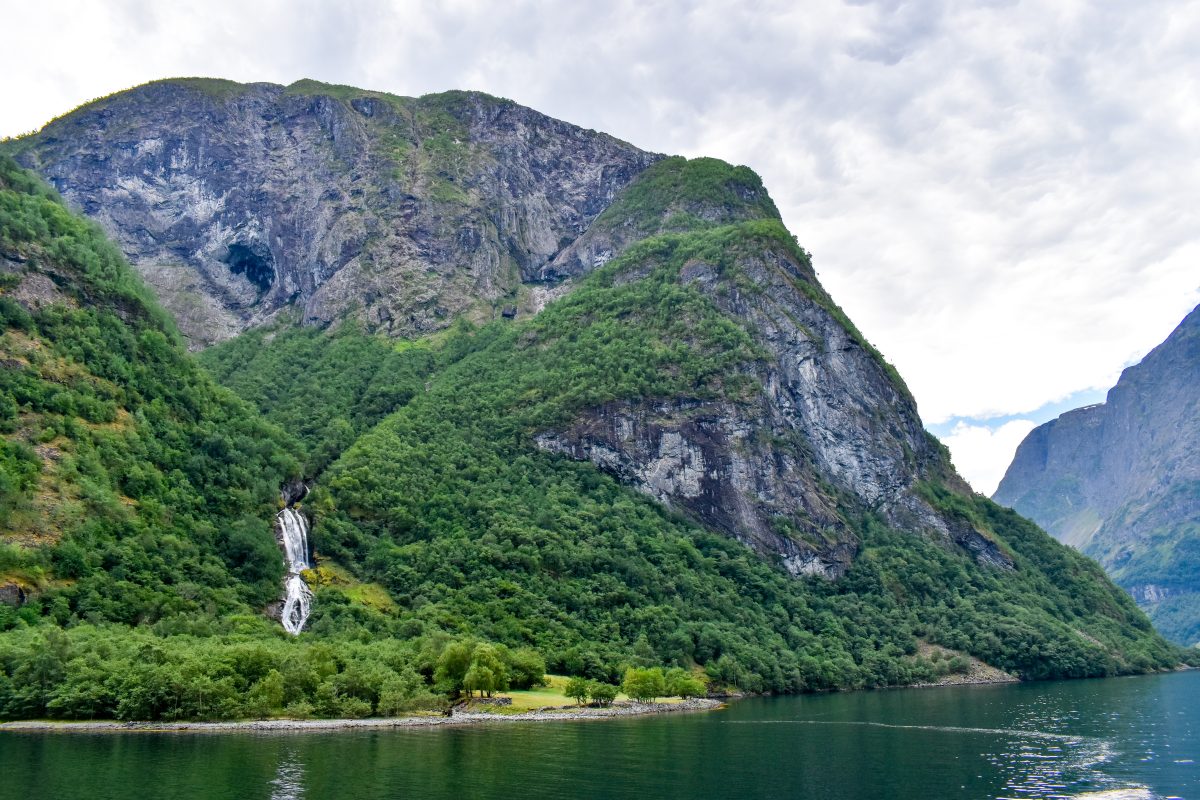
(4, 670, 1190, 736)
(0, 698, 722, 735)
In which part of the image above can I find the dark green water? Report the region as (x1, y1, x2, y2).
(2, 671, 1197, 800)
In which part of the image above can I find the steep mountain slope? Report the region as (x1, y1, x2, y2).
(0, 154, 300, 623)
(0, 157, 545, 722)
(200, 153, 1175, 685)
(995, 305, 1200, 644)
(298, 215, 1173, 685)
(198, 321, 436, 476)
(5, 79, 658, 347)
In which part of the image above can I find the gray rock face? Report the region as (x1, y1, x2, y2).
(544, 156, 780, 282)
(995, 304, 1200, 642)
(539, 250, 1012, 577)
(12, 79, 657, 347)
(0, 582, 27, 607)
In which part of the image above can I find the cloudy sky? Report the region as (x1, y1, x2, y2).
(4, 0, 1198, 493)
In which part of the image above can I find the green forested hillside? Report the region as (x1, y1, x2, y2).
(197, 215, 1180, 690)
(198, 324, 436, 476)
(585, 155, 781, 238)
(298, 224, 1175, 689)
(0, 156, 541, 721)
(0, 155, 300, 622)
(0, 153, 1184, 723)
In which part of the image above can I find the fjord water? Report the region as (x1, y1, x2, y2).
(3, 672, 1196, 800)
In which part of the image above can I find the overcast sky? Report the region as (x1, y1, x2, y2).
(4, 0, 1198, 494)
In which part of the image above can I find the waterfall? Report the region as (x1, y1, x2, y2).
(277, 507, 313, 635)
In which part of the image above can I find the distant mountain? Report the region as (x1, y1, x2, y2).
(995, 305, 1200, 644)
(0, 80, 1182, 723)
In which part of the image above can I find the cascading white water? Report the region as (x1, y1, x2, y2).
(277, 507, 313, 635)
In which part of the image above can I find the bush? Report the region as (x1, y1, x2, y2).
(587, 681, 618, 706)
(505, 647, 547, 689)
(666, 668, 707, 698)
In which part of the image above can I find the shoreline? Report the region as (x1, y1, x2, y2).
(909, 670, 1020, 689)
(5, 667, 1187, 735)
(0, 697, 723, 735)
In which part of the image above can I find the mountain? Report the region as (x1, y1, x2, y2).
(4, 79, 659, 348)
(0, 80, 1184, 721)
(995, 305, 1200, 644)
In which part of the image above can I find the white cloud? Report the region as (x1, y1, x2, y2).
(941, 419, 1038, 496)
(3, 0, 1199, 486)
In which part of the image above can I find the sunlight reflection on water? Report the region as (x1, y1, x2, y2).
(729, 718, 1180, 800)
(270, 751, 305, 800)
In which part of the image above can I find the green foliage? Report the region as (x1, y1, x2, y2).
(199, 324, 435, 475)
(271, 220, 1174, 694)
(665, 667, 707, 698)
(505, 647, 548, 689)
(464, 642, 509, 698)
(0, 440, 38, 526)
(564, 676, 591, 706)
(0, 154, 301, 622)
(591, 156, 780, 236)
(424, 638, 533, 699)
(587, 680, 618, 706)
(0, 146, 1182, 723)
(622, 667, 666, 703)
(433, 640, 473, 695)
(0, 623, 456, 721)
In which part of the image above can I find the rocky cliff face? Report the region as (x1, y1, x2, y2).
(995, 304, 1200, 642)
(544, 156, 782, 281)
(8, 79, 657, 347)
(539, 235, 1011, 577)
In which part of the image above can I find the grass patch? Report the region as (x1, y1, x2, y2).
(306, 562, 396, 614)
(495, 674, 682, 710)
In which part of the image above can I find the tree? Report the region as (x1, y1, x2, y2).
(462, 665, 496, 698)
(666, 667, 706, 698)
(467, 644, 509, 697)
(505, 648, 547, 689)
(674, 675, 706, 699)
(433, 640, 475, 695)
(244, 669, 284, 719)
(587, 681, 618, 707)
(621, 667, 666, 703)
(564, 676, 591, 706)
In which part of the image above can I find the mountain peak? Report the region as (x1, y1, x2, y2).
(9, 78, 663, 347)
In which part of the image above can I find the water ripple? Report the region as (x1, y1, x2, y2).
(724, 718, 1095, 744)
(270, 751, 306, 800)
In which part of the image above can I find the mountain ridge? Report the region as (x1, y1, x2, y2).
(995, 304, 1200, 644)
(4, 77, 661, 348)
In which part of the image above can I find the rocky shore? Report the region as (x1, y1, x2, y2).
(0, 698, 722, 735)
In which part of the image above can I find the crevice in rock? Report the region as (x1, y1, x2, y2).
(223, 242, 276, 293)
